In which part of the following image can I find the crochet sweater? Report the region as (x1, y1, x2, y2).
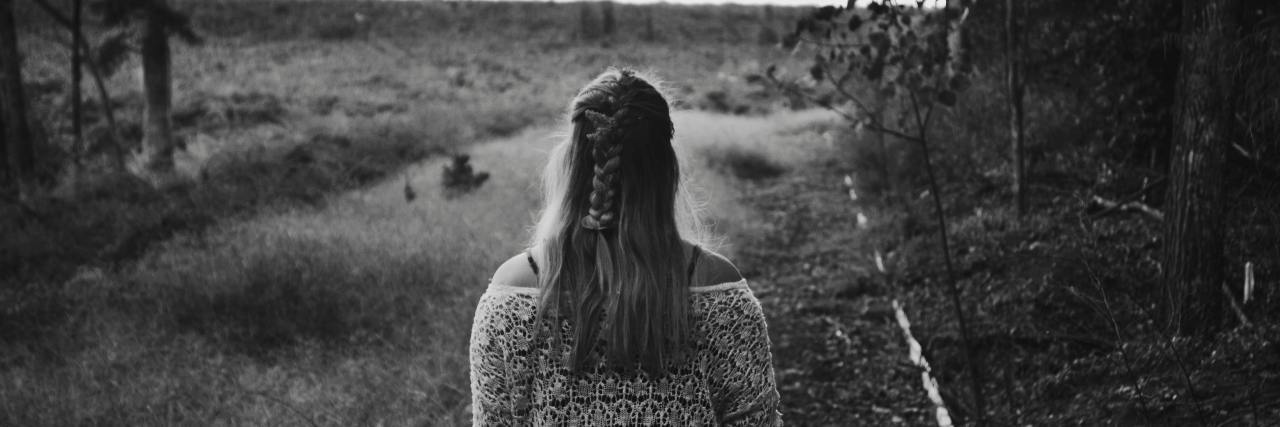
(469, 279, 783, 426)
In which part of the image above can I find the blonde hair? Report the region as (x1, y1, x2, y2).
(527, 68, 708, 375)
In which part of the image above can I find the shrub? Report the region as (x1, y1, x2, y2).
(704, 146, 787, 181)
(757, 26, 779, 45)
(312, 22, 359, 41)
(442, 154, 490, 199)
(173, 91, 287, 130)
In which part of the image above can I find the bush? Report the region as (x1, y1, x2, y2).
(312, 22, 360, 41)
(704, 146, 787, 181)
(173, 92, 288, 130)
(757, 26, 779, 45)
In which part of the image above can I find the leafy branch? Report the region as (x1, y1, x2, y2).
(762, 2, 987, 423)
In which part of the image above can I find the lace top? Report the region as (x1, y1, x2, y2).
(469, 279, 783, 426)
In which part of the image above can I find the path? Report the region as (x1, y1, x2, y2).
(732, 161, 935, 425)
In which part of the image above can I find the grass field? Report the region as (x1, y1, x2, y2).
(4, 0, 808, 285)
(1, 107, 841, 425)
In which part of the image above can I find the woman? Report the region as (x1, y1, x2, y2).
(469, 68, 782, 426)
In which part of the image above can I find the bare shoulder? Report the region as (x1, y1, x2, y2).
(693, 247, 744, 287)
(490, 252, 538, 288)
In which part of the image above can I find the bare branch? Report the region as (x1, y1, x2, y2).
(1088, 195, 1165, 222)
(922, 100, 936, 133)
(908, 88, 926, 137)
(1221, 283, 1252, 327)
(820, 61, 877, 117)
(815, 61, 922, 143)
(796, 34, 873, 50)
(865, 121, 923, 144)
(29, 0, 73, 29)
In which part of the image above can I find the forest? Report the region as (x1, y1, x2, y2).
(1, 0, 1277, 425)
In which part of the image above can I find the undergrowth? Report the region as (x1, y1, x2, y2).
(826, 62, 1280, 425)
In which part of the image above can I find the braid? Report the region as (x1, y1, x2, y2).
(580, 108, 631, 231)
(576, 70, 666, 232)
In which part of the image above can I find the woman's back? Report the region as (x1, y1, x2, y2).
(470, 247, 781, 426)
(468, 69, 781, 425)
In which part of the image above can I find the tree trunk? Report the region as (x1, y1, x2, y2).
(0, 0, 35, 199)
(1005, 0, 1026, 215)
(28, 0, 124, 172)
(578, 2, 597, 41)
(945, 0, 970, 74)
(137, 1, 175, 177)
(874, 92, 895, 208)
(643, 8, 655, 42)
(71, 0, 83, 168)
(601, 1, 616, 37)
(84, 44, 126, 172)
(1162, 0, 1239, 336)
(0, 100, 6, 188)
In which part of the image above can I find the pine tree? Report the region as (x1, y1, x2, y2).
(0, 0, 35, 199)
(1162, 0, 1240, 335)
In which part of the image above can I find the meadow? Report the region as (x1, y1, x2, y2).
(4, 0, 806, 283)
(3, 107, 844, 425)
(2, 1, 839, 425)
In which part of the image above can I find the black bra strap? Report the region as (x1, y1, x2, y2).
(527, 252, 539, 277)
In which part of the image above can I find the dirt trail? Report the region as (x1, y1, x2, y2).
(735, 164, 936, 426)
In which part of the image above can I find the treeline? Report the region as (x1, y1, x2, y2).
(965, 0, 1279, 333)
(1, 0, 198, 200)
(780, 0, 1277, 334)
(967, 0, 1280, 332)
(774, 0, 1278, 423)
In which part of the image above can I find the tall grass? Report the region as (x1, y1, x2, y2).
(4, 0, 815, 365)
(0, 109, 840, 425)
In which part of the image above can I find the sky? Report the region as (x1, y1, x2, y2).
(602, 0, 935, 5)
(623, 0, 944, 5)
(454, 0, 947, 8)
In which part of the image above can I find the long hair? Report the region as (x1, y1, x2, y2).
(529, 68, 700, 376)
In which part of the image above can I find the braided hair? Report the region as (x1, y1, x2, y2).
(530, 68, 688, 376)
(579, 109, 632, 230)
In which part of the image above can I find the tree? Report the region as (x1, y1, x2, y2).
(577, 2, 598, 41)
(30, 0, 131, 172)
(1162, 0, 1240, 336)
(1004, 0, 1026, 215)
(601, 1, 616, 37)
(643, 7, 656, 42)
(0, 0, 35, 200)
(945, 0, 970, 74)
(90, 0, 198, 183)
(70, 0, 85, 176)
(770, 2, 986, 421)
(137, 1, 174, 176)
